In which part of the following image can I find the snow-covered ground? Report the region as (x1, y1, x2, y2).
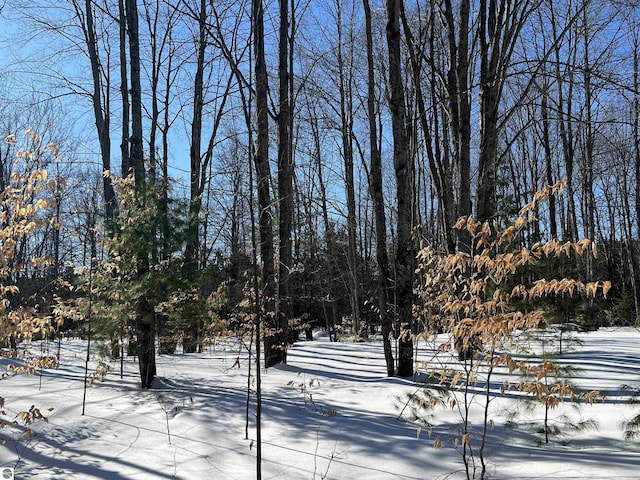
(1, 328, 639, 479)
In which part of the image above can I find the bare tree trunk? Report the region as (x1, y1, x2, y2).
(185, 0, 206, 275)
(635, 31, 640, 242)
(276, 0, 292, 364)
(364, 0, 393, 375)
(401, 1, 455, 253)
(550, 0, 579, 241)
(476, 0, 534, 223)
(540, 91, 558, 238)
(144, 0, 161, 184)
(442, 0, 472, 251)
(126, 0, 155, 389)
(79, 0, 117, 228)
(581, 5, 595, 279)
(307, 101, 338, 342)
(385, 0, 414, 377)
(127, 0, 145, 187)
(335, 0, 361, 339)
(633, 28, 640, 323)
(160, 21, 174, 262)
(253, 0, 277, 368)
(119, 0, 130, 176)
(182, 0, 207, 353)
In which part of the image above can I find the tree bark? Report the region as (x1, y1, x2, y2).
(81, 0, 117, 229)
(385, 0, 415, 377)
(126, 0, 155, 388)
(633, 28, 640, 322)
(364, 0, 393, 375)
(540, 91, 558, 238)
(550, 0, 579, 241)
(401, 1, 455, 253)
(126, 0, 145, 188)
(182, 0, 208, 353)
(335, 0, 361, 339)
(253, 0, 277, 368)
(119, 0, 130, 176)
(185, 0, 206, 275)
(275, 0, 292, 364)
(581, 5, 595, 279)
(442, 0, 472, 251)
(476, 0, 533, 223)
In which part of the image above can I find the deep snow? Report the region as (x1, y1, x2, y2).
(1, 328, 640, 479)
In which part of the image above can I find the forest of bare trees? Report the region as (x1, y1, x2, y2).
(1, 0, 640, 384)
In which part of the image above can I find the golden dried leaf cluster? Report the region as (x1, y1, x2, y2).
(413, 182, 607, 449)
(1, 132, 62, 343)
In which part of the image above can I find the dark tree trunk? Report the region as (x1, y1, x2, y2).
(253, 0, 277, 367)
(335, 1, 361, 339)
(401, 2, 456, 253)
(364, 0, 394, 376)
(541, 93, 558, 238)
(182, 0, 208, 353)
(385, 0, 415, 377)
(126, 0, 155, 388)
(83, 0, 117, 228)
(581, 7, 595, 280)
(476, 0, 499, 224)
(442, 0, 472, 251)
(275, 0, 292, 366)
(475, 0, 531, 224)
(118, 0, 130, 176)
(550, 3, 578, 241)
(136, 295, 156, 388)
(185, 0, 206, 274)
(126, 0, 144, 188)
(633, 32, 640, 322)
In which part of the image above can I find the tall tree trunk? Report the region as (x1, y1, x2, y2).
(80, 0, 117, 228)
(308, 102, 338, 342)
(385, 0, 414, 377)
(540, 91, 558, 238)
(364, 0, 393, 375)
(145, 0, 175, 353)
(401, 1, 455, 253)
(127, 0, 144, 189)
(633, 28, 640, 323)
(144, 0, 160, 185)
(275, 0, 292, 364)
(476, 0, 533, 223)
(183, 0, 207, 353)
(185, 0, 206, 274)
(581, 5, 595, 280)
(253, 0, 277, 368)
(442, 0, 472, 251)
(550, 0, 579, 241)
(160, 23, 174, 262)
(126, 0, 155, 389)
(119, 0, 130, 176)
(335, 0, 361, 339)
